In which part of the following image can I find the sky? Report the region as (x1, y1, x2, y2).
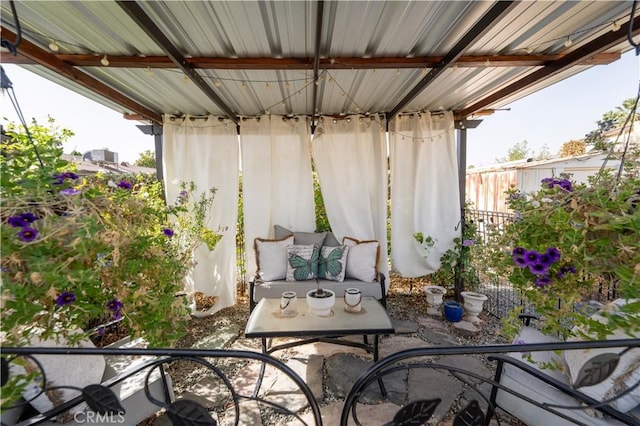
(1, 50, 639, 165)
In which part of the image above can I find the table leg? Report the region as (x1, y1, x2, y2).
(374, 334, 388, 398)
(253, 337, 268, 397)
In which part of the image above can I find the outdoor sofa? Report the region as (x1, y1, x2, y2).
(249, 226, 387, 312)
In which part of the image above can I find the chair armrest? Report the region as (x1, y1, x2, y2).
(488, 354, 637, 424)
(378, 273, 387, 309)
(518, 313, 540, 326)
(249, 275, 258, 313)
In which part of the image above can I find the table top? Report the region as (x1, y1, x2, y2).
(245, 296, 394, 338)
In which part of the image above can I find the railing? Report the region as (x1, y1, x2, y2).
(4, 338, 639, 426)
(1, 347, 322, 426)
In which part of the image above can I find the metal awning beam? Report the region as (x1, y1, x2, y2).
(455, 14, 640, 120)
(311, 0, 325, 133)
(3, 52, 619, 69)
(0, 27, 162, 124)
(116, 1, 239, 124)
(386, 1, 517, 120)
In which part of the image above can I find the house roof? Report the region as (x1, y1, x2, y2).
(1, 1, 638, 126)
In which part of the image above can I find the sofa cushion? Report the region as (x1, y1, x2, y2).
(343, 237, 379, 282)
(324, 231, 341, 247)
(274, 225, 327, 247)
(253, 279, 383, 302)
(255, 235, 294, 281)
(318, 245, 349, 282)
(286, 244, 319, 281)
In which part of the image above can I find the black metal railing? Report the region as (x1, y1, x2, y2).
(3, 338, 639, 426)
(1, 347, 322, 426)
(341, 338, 640, 426)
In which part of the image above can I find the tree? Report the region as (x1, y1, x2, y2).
(533, 143, 552, 161)
(135, 149, 156, 168)
(584, 97, 638, 151)
(495, 140, 530, 163)
(558, 140, 586, 157)
(70, 149, 82, 156)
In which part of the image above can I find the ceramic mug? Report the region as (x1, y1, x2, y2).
(344, 288, 362, 313)
(280, 291, 298, 317)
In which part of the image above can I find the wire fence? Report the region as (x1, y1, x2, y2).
(467, 209, 522, 319)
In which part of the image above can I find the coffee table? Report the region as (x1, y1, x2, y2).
(245, 296, 394, 395)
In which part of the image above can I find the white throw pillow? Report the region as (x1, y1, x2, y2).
(14, 331, 106, 422)
(254, 235, 294, 281)
(318, 245, 349, 282)
(285, 244, 319, 281)
(342, 237, 379, 282)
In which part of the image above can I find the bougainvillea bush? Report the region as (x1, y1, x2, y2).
(1, 119, 220, 349)
(484, 164, 640, 340)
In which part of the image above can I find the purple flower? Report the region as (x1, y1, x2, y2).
(56, 292, 76, 306)
(106, 299, 123, 312)
(162, 228, 175, 237)
(541, 178, 554, 188)
(52, 171, 79, 184)
(556, 265, 577, 279)
(535, 275, 553, 288)
(538, 253, 553, 267)
(462, 239, 475, 246)
(179, 190, 188, 197)
(117, 180, 132, 190)
(59, 188, 81, 196)
(512, 247, 526, 257)
(8, 213, 38, 227)
(17, 226, 38, 242)
(513, 256, 527, 268)
(524, 250, 541, 266)
(545, 247, 561, 262)
(558, 180, 573, 191)
(112, 311, 123, 321)
(514, 339, 531, 355)
(528, 262, 549, 275)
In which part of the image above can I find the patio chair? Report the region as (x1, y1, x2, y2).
(486, 311, 640, 425)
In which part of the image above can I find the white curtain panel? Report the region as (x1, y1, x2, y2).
(240, 115, 315, 279)
(311, 115, 390, 282)
(163, 115, 239, 315)
(389, 112, 461, 277)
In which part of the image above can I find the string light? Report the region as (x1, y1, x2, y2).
(214, 79, 221, 87)
(563, 37, 572, 47)
(183, 74, 189, 83)
(146, 66, 153, 76)
(525, 47, 534, 54)
(611, 21, 621, 31)
(100, 55, 109, 66)
(241, 81, 247, 89)
(48, 40, 59, 52)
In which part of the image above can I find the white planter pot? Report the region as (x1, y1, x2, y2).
(423, 285, 446, 316)
(461, 291, 488, 324)
(306, 289, 336, 316)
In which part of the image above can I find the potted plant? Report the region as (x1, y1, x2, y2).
(484, 165, 640, 340)
(0, 119, 222, 349)
(306, 280, 335, 316)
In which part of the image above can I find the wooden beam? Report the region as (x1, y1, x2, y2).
(0, 27, 162, 124)
(455, 15, 640, 120)
(1, 52, 620, 69)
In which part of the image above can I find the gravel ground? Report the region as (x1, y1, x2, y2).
(149, 275, 518, 425)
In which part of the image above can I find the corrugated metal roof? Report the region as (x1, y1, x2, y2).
(1, 1, 636, 123)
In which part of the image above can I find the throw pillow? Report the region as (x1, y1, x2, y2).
(286, 244, 320, 281)
(14, 330, 106, 422)
(323, 231, 341, 247)
(318, 245, 349, 282)
(342, 237, 380, 282)
(274, 225, 328, 248)
(254, 235, 294, 281)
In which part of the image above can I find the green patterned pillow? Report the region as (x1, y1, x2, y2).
(318, 245, 349, 282)
(286, 244, 320, 281)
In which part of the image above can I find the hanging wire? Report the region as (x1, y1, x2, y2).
(614, 81, 640, 184)
(629, 0, 640, 55)
(0, 1, 21, 54)
(1, 67, 45, 169)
